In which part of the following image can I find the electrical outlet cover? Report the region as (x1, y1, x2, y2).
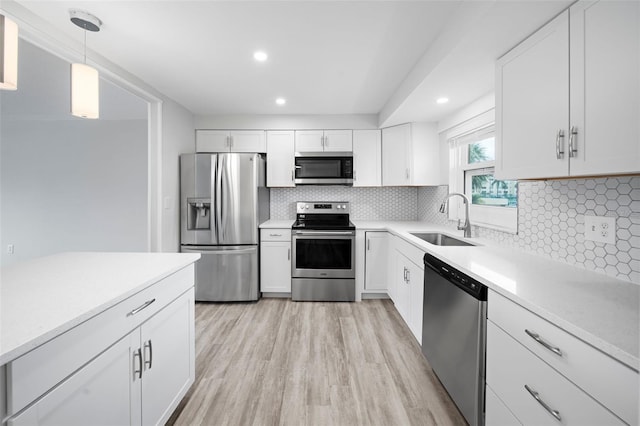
(584, 215, 616, 245)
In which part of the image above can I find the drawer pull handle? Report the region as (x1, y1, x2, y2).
(127, 299, 156, 317)
(270, 233, 282, 237)
(525, 329, 563, 356)
(525, 384, 562, 422)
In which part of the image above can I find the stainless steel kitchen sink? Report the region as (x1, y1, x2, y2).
(410, 232, 475, 247)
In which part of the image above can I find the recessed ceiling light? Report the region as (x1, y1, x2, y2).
(253, 51, 268, 62)
(436, 97, 449, 104)
(275, 98, 286, 106)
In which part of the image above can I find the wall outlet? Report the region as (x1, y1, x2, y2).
(7, 244, 14, 254)
(584, 215, 616, 244)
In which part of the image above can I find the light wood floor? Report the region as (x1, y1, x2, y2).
(167, 298, 466, 426)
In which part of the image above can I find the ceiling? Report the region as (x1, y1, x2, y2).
(6, 1, 571, 126)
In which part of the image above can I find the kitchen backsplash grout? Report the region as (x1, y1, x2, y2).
(270, 177, 638, 284)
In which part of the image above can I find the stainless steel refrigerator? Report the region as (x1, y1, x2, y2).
(180, 153, 269, 301)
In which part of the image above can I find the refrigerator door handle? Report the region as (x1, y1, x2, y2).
(215, 155, 224, 242)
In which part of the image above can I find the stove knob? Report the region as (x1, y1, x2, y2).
(305, 204, 310, 209)
(342, 204, 347, 209)
(337, 205, 342, 210)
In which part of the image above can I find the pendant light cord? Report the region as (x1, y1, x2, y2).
(83, 28, 87, 64)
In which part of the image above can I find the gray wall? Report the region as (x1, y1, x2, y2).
(0, 40, 149, 266)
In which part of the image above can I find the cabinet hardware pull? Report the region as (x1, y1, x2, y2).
(127, 299, 156, 317)
(525, 384, 562, 422)
(226, 136, 230, 148)
(569, 126, 578, 158)
(555, 129, 565, 159)
(406, 269, 410, 283)
(270, 233, 282, 237)
(229, 135, 233, 149)
(525, 329, 563, 356)
(287, 248, 290, 261)
(133, 348, 143, 380)
(367, 239, 370, 251)
(324, 136, 328, 148)
(144, 340, 153, 370)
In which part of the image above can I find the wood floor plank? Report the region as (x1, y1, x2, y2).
(168, 299, 467, 426)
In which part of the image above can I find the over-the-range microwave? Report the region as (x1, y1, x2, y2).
(294, 152, 354, 185)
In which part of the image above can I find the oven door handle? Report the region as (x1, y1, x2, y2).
(293, 231, 355, 236)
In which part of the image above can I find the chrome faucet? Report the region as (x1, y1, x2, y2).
(439, 193, 472, 238)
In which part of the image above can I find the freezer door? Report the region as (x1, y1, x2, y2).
(180, 153, 218, 245)
(181, 245, 258, 301)
(216, 154, 259, 245)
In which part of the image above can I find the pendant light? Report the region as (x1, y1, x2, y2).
(69, 10, 101, 119)
(0, 14, 18, 90)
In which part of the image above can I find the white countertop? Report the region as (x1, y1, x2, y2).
(0, 252, 200, 365)
(354, 220, 639, 371)
(260, 220, 295, 229)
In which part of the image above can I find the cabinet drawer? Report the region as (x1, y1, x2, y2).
(488, 291, 638, 425)
(394, 237, 425, 268)
(260, 229, 291, 242)
(6, 265, 194, 416)
(486, 384, 522, 426)
(487, 321, 624, 425)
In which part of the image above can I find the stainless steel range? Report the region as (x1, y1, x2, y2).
(291, 202, 355, 302)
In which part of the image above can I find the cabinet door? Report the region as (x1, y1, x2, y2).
(294, 130, 324, 152)
(353, 130, 381, 187)
(495, 11, 570, 180)
(266, 131, 295, 187)
(407, 259, 424, 345)
(364, 232, 388, 291)
(260, 241, 292, 293)
(382, 124, 410, 186)
(230, 130, 266, 153)
(323, 130, 353, 152)
(196, 130, 230, 152)
(8, 332, 141, 426)
(569, 0, 640, 176)
(394, 252, 411, 326)
(140, 289, 194, 426)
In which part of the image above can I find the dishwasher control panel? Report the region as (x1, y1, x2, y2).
(423, 253, 487, 300)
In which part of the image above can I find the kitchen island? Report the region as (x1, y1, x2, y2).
(0, 252, 200, 426)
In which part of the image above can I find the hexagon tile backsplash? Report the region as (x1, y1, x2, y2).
(418, 176, 639, 284)
(271, 177, 638, 284)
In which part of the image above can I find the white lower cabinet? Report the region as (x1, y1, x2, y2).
(8, 332, 139, 426)
(260, 229, 291, 294)
(485, 385, 522, 426)
(392, 238, 425, 345)
(6, 272, 195, 426)
(364, 232, 388, 291)
(486, 290, 636, 426)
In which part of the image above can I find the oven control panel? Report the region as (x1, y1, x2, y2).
(296, 202, 350, 214)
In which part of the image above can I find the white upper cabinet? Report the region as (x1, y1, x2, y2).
(266, 130, 295, 187)
(196, 130, 266, 153)
(496, 0, 640, 180)
(353, 130, 381, 187)
(294, 130, 353, 152)
(568, 0, 640, 176)
(382, 122, 441, 186)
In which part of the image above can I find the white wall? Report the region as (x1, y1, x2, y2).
(1, 119, 148, 266)
(161, 100, 195, 252)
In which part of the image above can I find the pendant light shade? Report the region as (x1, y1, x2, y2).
(71, 63, 99, 119)
(69, 10, 101, 119)
(0, 14, 18, 91)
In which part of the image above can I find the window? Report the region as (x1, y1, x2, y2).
(449, 126, 518, 233)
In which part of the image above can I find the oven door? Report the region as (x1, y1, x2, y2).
(291, 230, 355, 279)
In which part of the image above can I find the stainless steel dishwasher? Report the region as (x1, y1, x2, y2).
(422, 253, 487, 426)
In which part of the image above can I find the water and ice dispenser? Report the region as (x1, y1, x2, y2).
(187, 198, 211, 230)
